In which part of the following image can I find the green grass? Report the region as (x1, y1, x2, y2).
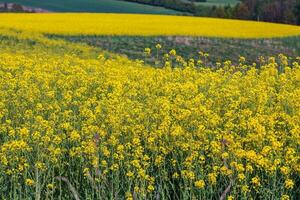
(0, 0, 180, 14)
(49, 35, 300, 66)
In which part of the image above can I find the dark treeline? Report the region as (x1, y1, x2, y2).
(123, 0, 300, 25)
(208, 0, 300, 25)
(122, 0, 202, 13)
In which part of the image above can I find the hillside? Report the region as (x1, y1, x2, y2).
(0, 0, 179, 14)
(1, 13, 299, 67)
(1, 1, 298, 25)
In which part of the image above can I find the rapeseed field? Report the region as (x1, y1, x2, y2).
(0, 13, 300, 38)
(0, 17, 299, 200)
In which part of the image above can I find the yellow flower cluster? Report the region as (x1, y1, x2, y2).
(0, 28, 299, 199)
(0, 13, 299, 38)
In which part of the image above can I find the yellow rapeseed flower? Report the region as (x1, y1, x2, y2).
(194, 180, 205, 189)
(25, 179, 35, 186)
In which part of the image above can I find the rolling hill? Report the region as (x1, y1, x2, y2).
(0, 0, 180, 14)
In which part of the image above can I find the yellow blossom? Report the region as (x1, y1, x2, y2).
(194, 180, 205, 189)
(25, 179, 35, 186)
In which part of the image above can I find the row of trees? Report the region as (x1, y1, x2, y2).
(123, 0, 300, 25)
(123, 0, 202, 13)
(204, 0, 300, 25)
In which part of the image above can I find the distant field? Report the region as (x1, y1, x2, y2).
(0, 0, 179, 14)
(0, 13, 299, 38)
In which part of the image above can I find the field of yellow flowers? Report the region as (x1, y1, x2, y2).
(0, 17, 299, 200)
(0, 13, 300, 38)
